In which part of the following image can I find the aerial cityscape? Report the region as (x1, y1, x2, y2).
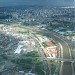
(0, 0, 75, 75)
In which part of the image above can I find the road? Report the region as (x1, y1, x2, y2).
(39, 30, 72, 75)
(35, 38, 51, 75)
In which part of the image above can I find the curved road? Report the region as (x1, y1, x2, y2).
(39, 30, 72, 75)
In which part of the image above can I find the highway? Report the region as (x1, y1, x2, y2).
(21, 26, 73, 75)
(39, 30, 73, 75)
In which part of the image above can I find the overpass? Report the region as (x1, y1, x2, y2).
(7, 57, 75, 62)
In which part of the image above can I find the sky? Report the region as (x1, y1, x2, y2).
(0, 0, 74, 7)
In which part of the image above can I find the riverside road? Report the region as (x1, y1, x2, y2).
(39, 30, 72, 75)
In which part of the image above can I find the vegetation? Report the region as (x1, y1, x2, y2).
(49, 61, 56, 75)
(22, 22, 30, 26)
(18, 30, 29, 34)
(42, 42, 47, 47)
(35, 60, 45, 75)
(25, 51, 39, 57)
(33, 33, 37, 38)
(22, 22, 38, 26)
(11, 51, 45, 75)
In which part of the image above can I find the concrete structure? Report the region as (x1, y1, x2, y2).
(15, 45, 23, 54)
(43, 46, 57, 58)
(36, 34, 57, 58)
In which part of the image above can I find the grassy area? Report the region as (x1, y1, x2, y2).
(42, 42, 47, 47)
(17, 30, 29, 34)
(16, 28, 29, 34)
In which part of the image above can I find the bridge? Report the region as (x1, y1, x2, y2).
(9, 57, 75, 62)
(0, 57, 75, 74)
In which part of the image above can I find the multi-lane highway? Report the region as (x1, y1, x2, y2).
(39, 30, 73, 75)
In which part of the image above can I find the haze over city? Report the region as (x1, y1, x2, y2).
(0, 0, 75, 75)
(0, 0, 74, 7)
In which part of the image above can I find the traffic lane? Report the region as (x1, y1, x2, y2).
(60, 42, 70, 59)
(60, 62, 72, 75)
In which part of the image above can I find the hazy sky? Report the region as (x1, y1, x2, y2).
(0, 0, 74, 7)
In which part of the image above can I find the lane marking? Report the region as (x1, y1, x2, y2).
(53, 34, 71, 57)
(59, 42, 63, 58)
